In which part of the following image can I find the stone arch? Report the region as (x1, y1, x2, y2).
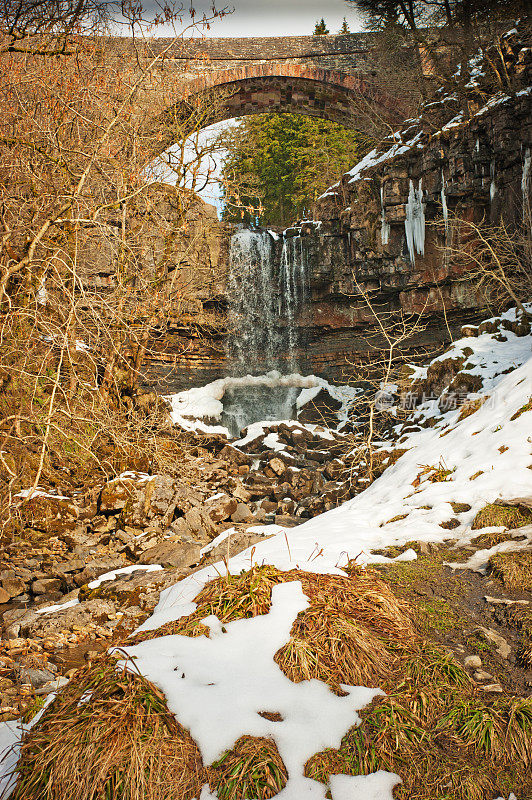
(157, 62, 401, 146)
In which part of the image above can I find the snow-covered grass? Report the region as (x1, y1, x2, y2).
(130, 309, 531, 794)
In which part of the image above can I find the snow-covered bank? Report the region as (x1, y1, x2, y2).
(118, 307, 532, 797)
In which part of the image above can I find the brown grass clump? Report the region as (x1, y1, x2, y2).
(129, 566, 416, 693)
(304, 645, 532, 800)
(209, 736, 288, 800)
(510, 396, 532, 420)
(458, 397, 486, 421)
(488, 550, 532, 591)
(275, 611, 393, 691)
(128, 611, 210, 645)
(471, 502, 532, 530)
(12, 656, 207, 800)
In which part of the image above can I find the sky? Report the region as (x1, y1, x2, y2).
(138, 1, 364, 38)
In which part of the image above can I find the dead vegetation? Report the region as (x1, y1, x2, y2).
(488, 550, 532, 592)
(209, 736, 288, 800)
(11, 655, 207, 800)
(471, 502, 532, 530)
(11, 561, 532, 800)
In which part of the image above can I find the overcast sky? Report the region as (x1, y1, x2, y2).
(138, 1, 365, 38)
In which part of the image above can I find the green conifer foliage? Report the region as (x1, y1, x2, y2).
(219, 113, 364, 226)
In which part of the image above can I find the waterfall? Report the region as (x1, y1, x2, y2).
(279, 234, 307, 369)
(223, 227, 308, 434)
(227, 228, 280, 374)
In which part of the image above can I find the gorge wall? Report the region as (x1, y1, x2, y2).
(143, 64, 531, 392)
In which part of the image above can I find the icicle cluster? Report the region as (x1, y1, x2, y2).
(380, 187, 390, 246)
(404, 179, 426, 264)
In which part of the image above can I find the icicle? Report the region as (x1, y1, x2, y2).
(404, 179, 425, 264)
(36, 274, 47, 306)
(522, 147, 531, 216)
(380, 186, 390, 246)
(440, 171, 449, 241)
(490, 159, 497, 201)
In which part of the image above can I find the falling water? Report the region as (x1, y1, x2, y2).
(223, 227, 308, 435)
(279, 233, 307, 370)
(227, 228, 281, 374)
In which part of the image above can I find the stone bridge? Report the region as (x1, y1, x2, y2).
(109, 33, 406, 144)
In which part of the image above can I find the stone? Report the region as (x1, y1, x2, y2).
(477, 626, 511, 658)
(464, 655, 482, 669)
(207, 495, 238, 523)
(0, 587, 10, 604)
(32, 578, 62, 595)
(35, 676, 69, 696)
(259, 500, 277, 514)
(99, 476, 143, 512)
(141, 542, 201, 570)
(269, 457, 287, 477)
(231, 503, 254, 523)
(480, 683, 503, 693)
(232, 482, 252, 503)
(183, 507, 218, 541)
(473, 670, 493, 681)
(1, 574, 26, 599)
(17, 667, 56, 689)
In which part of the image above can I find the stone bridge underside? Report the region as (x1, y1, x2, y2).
(110, 32, 406, 143)
(172, 63, 400, 133)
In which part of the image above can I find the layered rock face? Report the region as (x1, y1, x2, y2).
(136, 32, 531, 392)
(145, 68, 531, 391)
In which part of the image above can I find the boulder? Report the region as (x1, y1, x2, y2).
(230, 503, 254, 523)
(207, 495, 238, 523)
(141, 541, 201, 570)
(31, 578, 62, 595)
(1, 573, 26, 599)
(183, 507, 218, 541)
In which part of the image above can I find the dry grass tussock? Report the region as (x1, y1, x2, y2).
(488, 550, 532, 591)
(11, 566, 532, 800)
(131, 565, 417, 691)
(304, 645, 532, 800)
(10, 655, 207, 800)
(209, 736, 287, 800)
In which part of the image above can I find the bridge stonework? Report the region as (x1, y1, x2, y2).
(107, 33, 402, 142)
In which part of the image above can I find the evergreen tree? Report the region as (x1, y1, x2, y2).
(339, 17, 351, 33)
(345, 0, 531, 113)
(219, 113, 364, 226)
(313, 18, 329, 35)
